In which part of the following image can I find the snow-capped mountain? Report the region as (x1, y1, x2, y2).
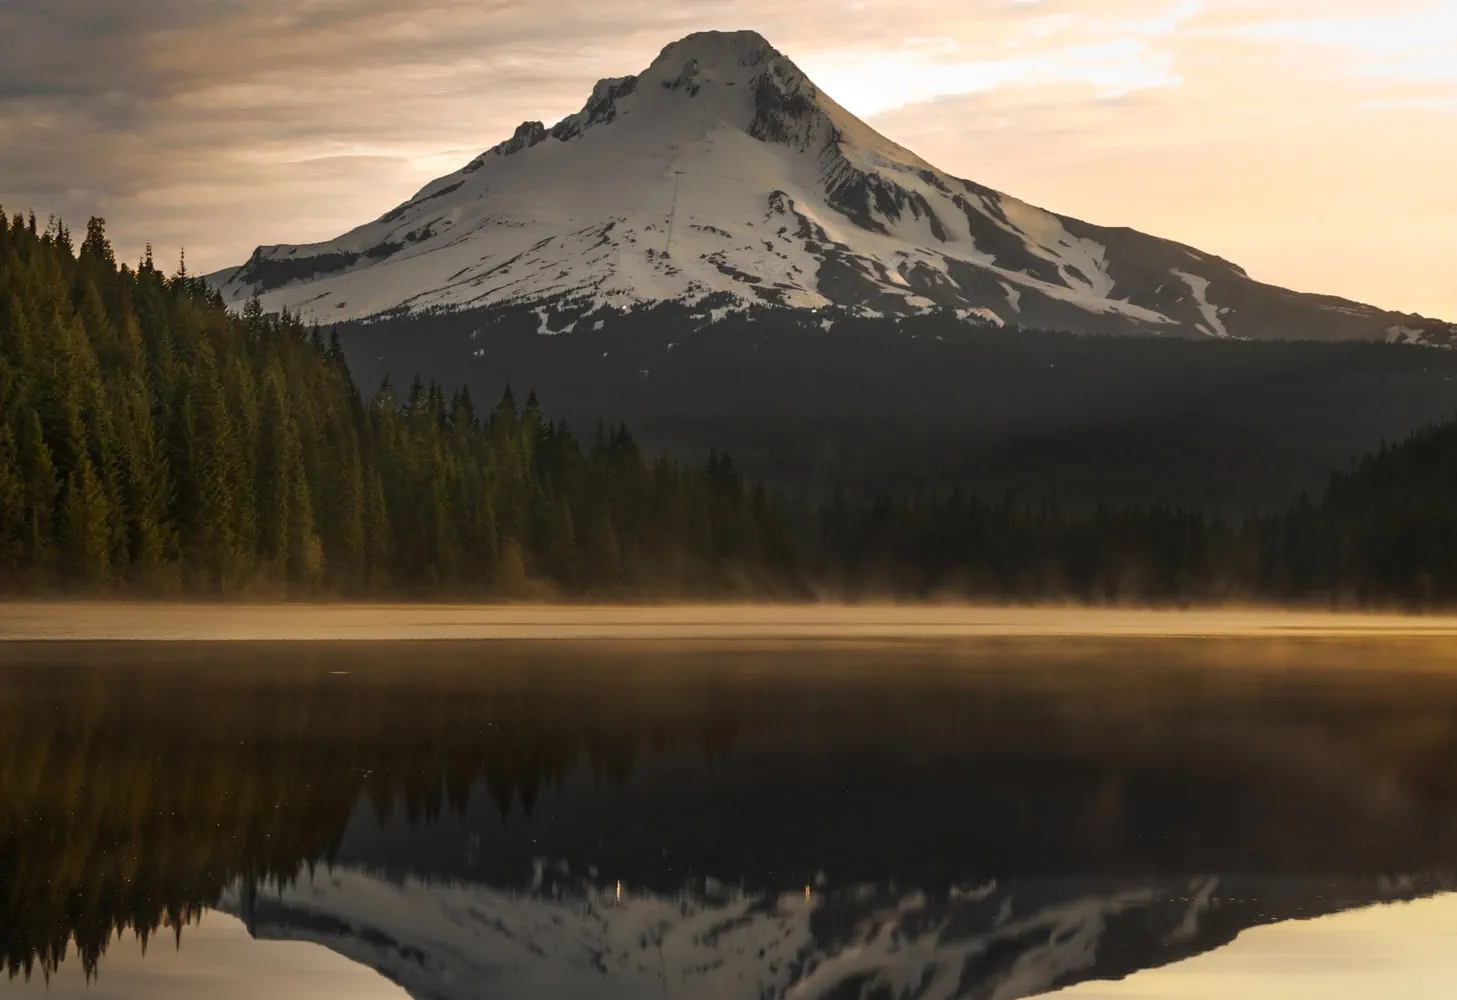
(208, 30, 1448, 342)
(223, 867, 1452, 1000)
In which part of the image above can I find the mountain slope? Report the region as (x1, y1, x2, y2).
(209, 30, 1449, 342)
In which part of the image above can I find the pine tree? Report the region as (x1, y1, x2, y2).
(326, 439, 367, 588)
(463, 483, 498, 586)
(423, 443, 457, 586)
(176, 349, 239, 588)
(51, 218, 74, 257)
(17, 410, 58, 575)
(362, 462, 391, 589)
(61, 457, 111, 586)
(0, 424, 26, 572)
(81, 217, 116, 268)
(257, 371, 304, 580)
(225, 357, 259, 560)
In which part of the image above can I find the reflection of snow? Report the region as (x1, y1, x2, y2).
(224, 869, 815, 1000)
(219, 870, 1448, 1000)
(1164, 877, 1220, 945)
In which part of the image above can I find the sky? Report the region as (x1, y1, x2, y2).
(0, 911, 408, 1000)
(1052, 892, 1457, 999)
(1, 0, 1452, 318)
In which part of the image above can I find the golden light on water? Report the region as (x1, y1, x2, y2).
(13, 604, 1457, 641)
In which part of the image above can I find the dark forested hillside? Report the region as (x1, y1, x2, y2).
(336, 300, 1457, 509)
(3, 207, 1457, 605)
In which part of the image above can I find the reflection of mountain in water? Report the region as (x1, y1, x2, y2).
(227, 869, 1452, 1000)
(7, 639, 1457, 993)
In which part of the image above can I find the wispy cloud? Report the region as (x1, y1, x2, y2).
(0, 0, 1450, 316)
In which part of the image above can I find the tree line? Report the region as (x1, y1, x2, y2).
(2, 207, 1456, 606)
(0, 210, 794, 597)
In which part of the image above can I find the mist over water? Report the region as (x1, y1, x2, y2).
(10, 604, 1457, 640)
(4, 632, 1457, 998)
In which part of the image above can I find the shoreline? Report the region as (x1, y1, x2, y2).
(6, 602, 1457, 641)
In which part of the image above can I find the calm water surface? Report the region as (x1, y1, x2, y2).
(4, 637, 1457, 998)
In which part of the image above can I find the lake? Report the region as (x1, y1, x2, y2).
(4, 630, 1457, 998)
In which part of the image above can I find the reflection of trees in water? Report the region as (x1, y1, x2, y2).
(0, 643, 743, 981)
(8, 639, 1457, 983)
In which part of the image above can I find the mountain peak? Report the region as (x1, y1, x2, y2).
(478, 28, 820, 160)
(210, 28, 1452, 344)
(648, 29, 781, 71)
(638, 27, 799, 99)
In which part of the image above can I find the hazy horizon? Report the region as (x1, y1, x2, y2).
(1, 0, 1453, 319)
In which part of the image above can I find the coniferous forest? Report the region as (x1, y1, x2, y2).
(2, 207, 1457, 606)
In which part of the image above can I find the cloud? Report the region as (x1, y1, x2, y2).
(0, 0, 1451, 316)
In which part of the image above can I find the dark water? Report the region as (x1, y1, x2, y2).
(4, 638, 1457, 998)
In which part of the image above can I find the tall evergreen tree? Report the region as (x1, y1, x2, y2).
(17, 409, 58, 575)
(61, 457, 111, 586)
(175, 347, 239, 587)
(362, 461, 391, 588)
(0, 424, 26, 572)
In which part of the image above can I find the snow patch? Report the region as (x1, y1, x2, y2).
(1172, 270, 1229, 338)
(956, 307, 1004, 327)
